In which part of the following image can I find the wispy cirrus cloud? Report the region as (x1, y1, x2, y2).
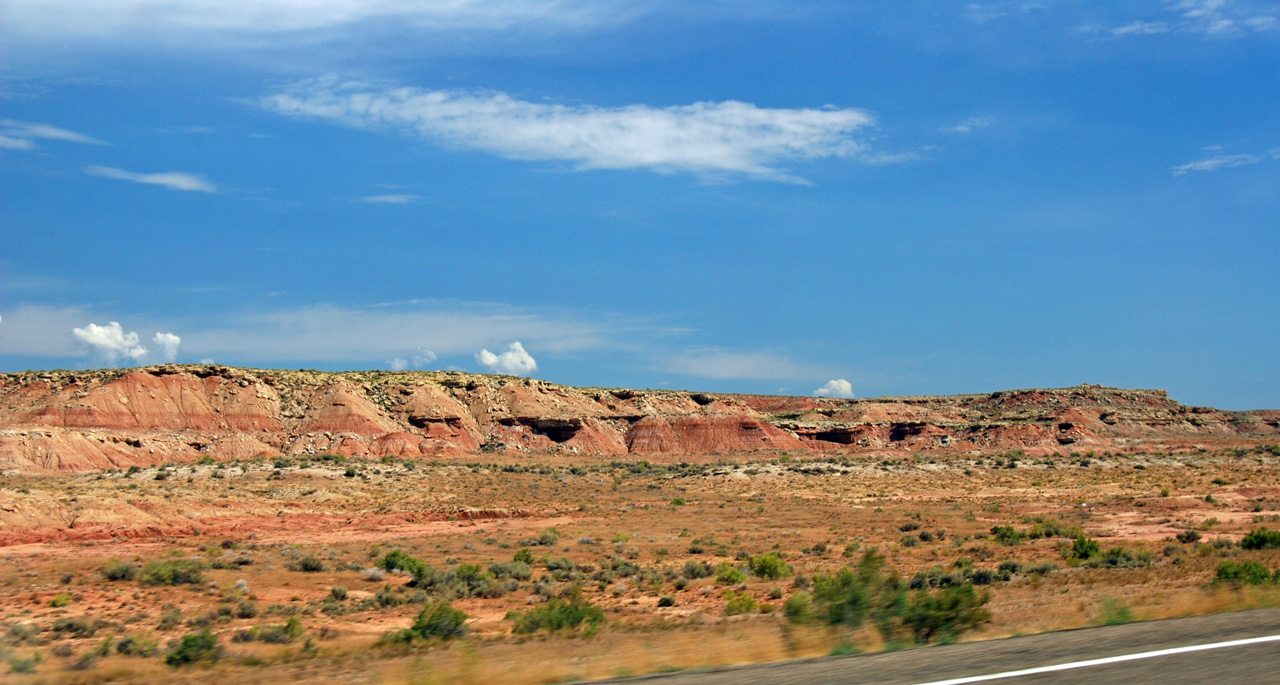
(0, 119, 106, 151)
(261, 78, 883, 182)
(0, 0, 658, 43)
(84, 165, 218, 192)
(1083, 0, 1278, 38)
(664, 348, 829, 381)
(1173, 148, 1280, 175)
(941, 115, 992, 134)
(360, 193, 419, 204)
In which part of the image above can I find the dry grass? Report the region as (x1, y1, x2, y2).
(2, 446, 1280, 682)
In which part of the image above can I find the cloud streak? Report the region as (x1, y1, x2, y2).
(360, 194, 419, 204)
(2, 0, 654, 42)
(1173, 149, 1279, 175)
(0, 119, 106, 151)
(84, 165, 218, 192)
(261, 79, 880, 181)
(664, 348, 828, 381)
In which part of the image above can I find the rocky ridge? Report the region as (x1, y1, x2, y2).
(0, 365, 1276, 473)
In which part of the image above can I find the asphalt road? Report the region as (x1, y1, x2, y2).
(597, 608, 1280, 684)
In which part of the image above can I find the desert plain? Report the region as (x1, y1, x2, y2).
(2, 365, 1280, 683)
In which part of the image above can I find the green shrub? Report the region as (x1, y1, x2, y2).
(714, 563, 745, 585)
(513, 548, 535, 564)
(811, 551, 904, 631)
(408, 601, 469, 640)
(682, 560, 713, 579)
(1241, 528, 1280, 550)
(165, 630, 222, 667)
(990, 526, 1023, 546)
(784, 592, 812, 622)
(141, 559, 206, 586)
(7, 654, 39, 674)
(1086, 547, 1154, 569)
(508, 590, 605, 634)
(490, 561, 533, 580)
(157, 607, 183, 630)
(257, 617, 305, 644)
(116, 634, 160, 657)
(657, 596, 676, 608)
(1065, 536, 1101, 561)
(724, 590, 757, 615)
(1216, 560, 1273, 585)
(748, 553, 792, 580)
(290, 556, 325, 573)
(102, 558, 139, 581)
(51, 617, 98, 638)
(1097, 598, 1133, 626)
(48, 592, 73, 608)
(902, 584, 991, 644)
(378, 550, 427, 575)
(234, 600, 258, 619)
(1176, 530, 1202, 544)
(329, 586, 348, 601)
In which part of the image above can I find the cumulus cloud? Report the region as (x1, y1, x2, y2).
(152, 332, 182, 362)
(261, 79, 881, 182)
(388, 347, 436, 371)
(360, 194, 419, 204)
(814, 378, 854, 398)
(664, 348, 827, 381)
(72, 322, 149, 364)
(476, 341, 537, 375)
(84, 165, 217, 192)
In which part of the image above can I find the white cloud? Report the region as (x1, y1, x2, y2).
(178, 304, 604, 362)
(1110, 20, 1170, 36)
(261, 79, 881, 182)
(1095, 0, 1278, 38)
(0, 135, 37, 150)
(413, 348, 438, 367)
(72, 322, 149, 364)
(84, 165, 218, 193)
(476, 341, 537, 375)
(941, 116, 991, 134)
(1, 0, 654, 42)
(664, 348, 827, 381)
(0, 119, 106, 146)
(1173, 152, 1264, 175)
(152, 332, 182, 362)
(389, 348, 436, 371)
(814, 378, 854, 398)
(360, 194, 419, 204)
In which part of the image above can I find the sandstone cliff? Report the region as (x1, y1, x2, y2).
(0, 365, 1276, 473)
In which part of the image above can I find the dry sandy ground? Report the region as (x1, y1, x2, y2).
(3, 447, 1280, 683)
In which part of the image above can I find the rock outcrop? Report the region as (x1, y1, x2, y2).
(0, 365, 1276, 473)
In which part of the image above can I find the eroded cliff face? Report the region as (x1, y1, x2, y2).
(0, 365, 1276, 473)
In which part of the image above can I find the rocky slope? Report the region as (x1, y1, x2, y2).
(0, 365, 1276, 473)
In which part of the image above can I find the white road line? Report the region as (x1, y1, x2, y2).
(913, 633, 1280, 685)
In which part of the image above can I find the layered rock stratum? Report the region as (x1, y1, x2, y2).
(1, 365, 1276, 473)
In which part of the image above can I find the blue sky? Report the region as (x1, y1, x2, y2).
(1, 1, 1277, 408)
